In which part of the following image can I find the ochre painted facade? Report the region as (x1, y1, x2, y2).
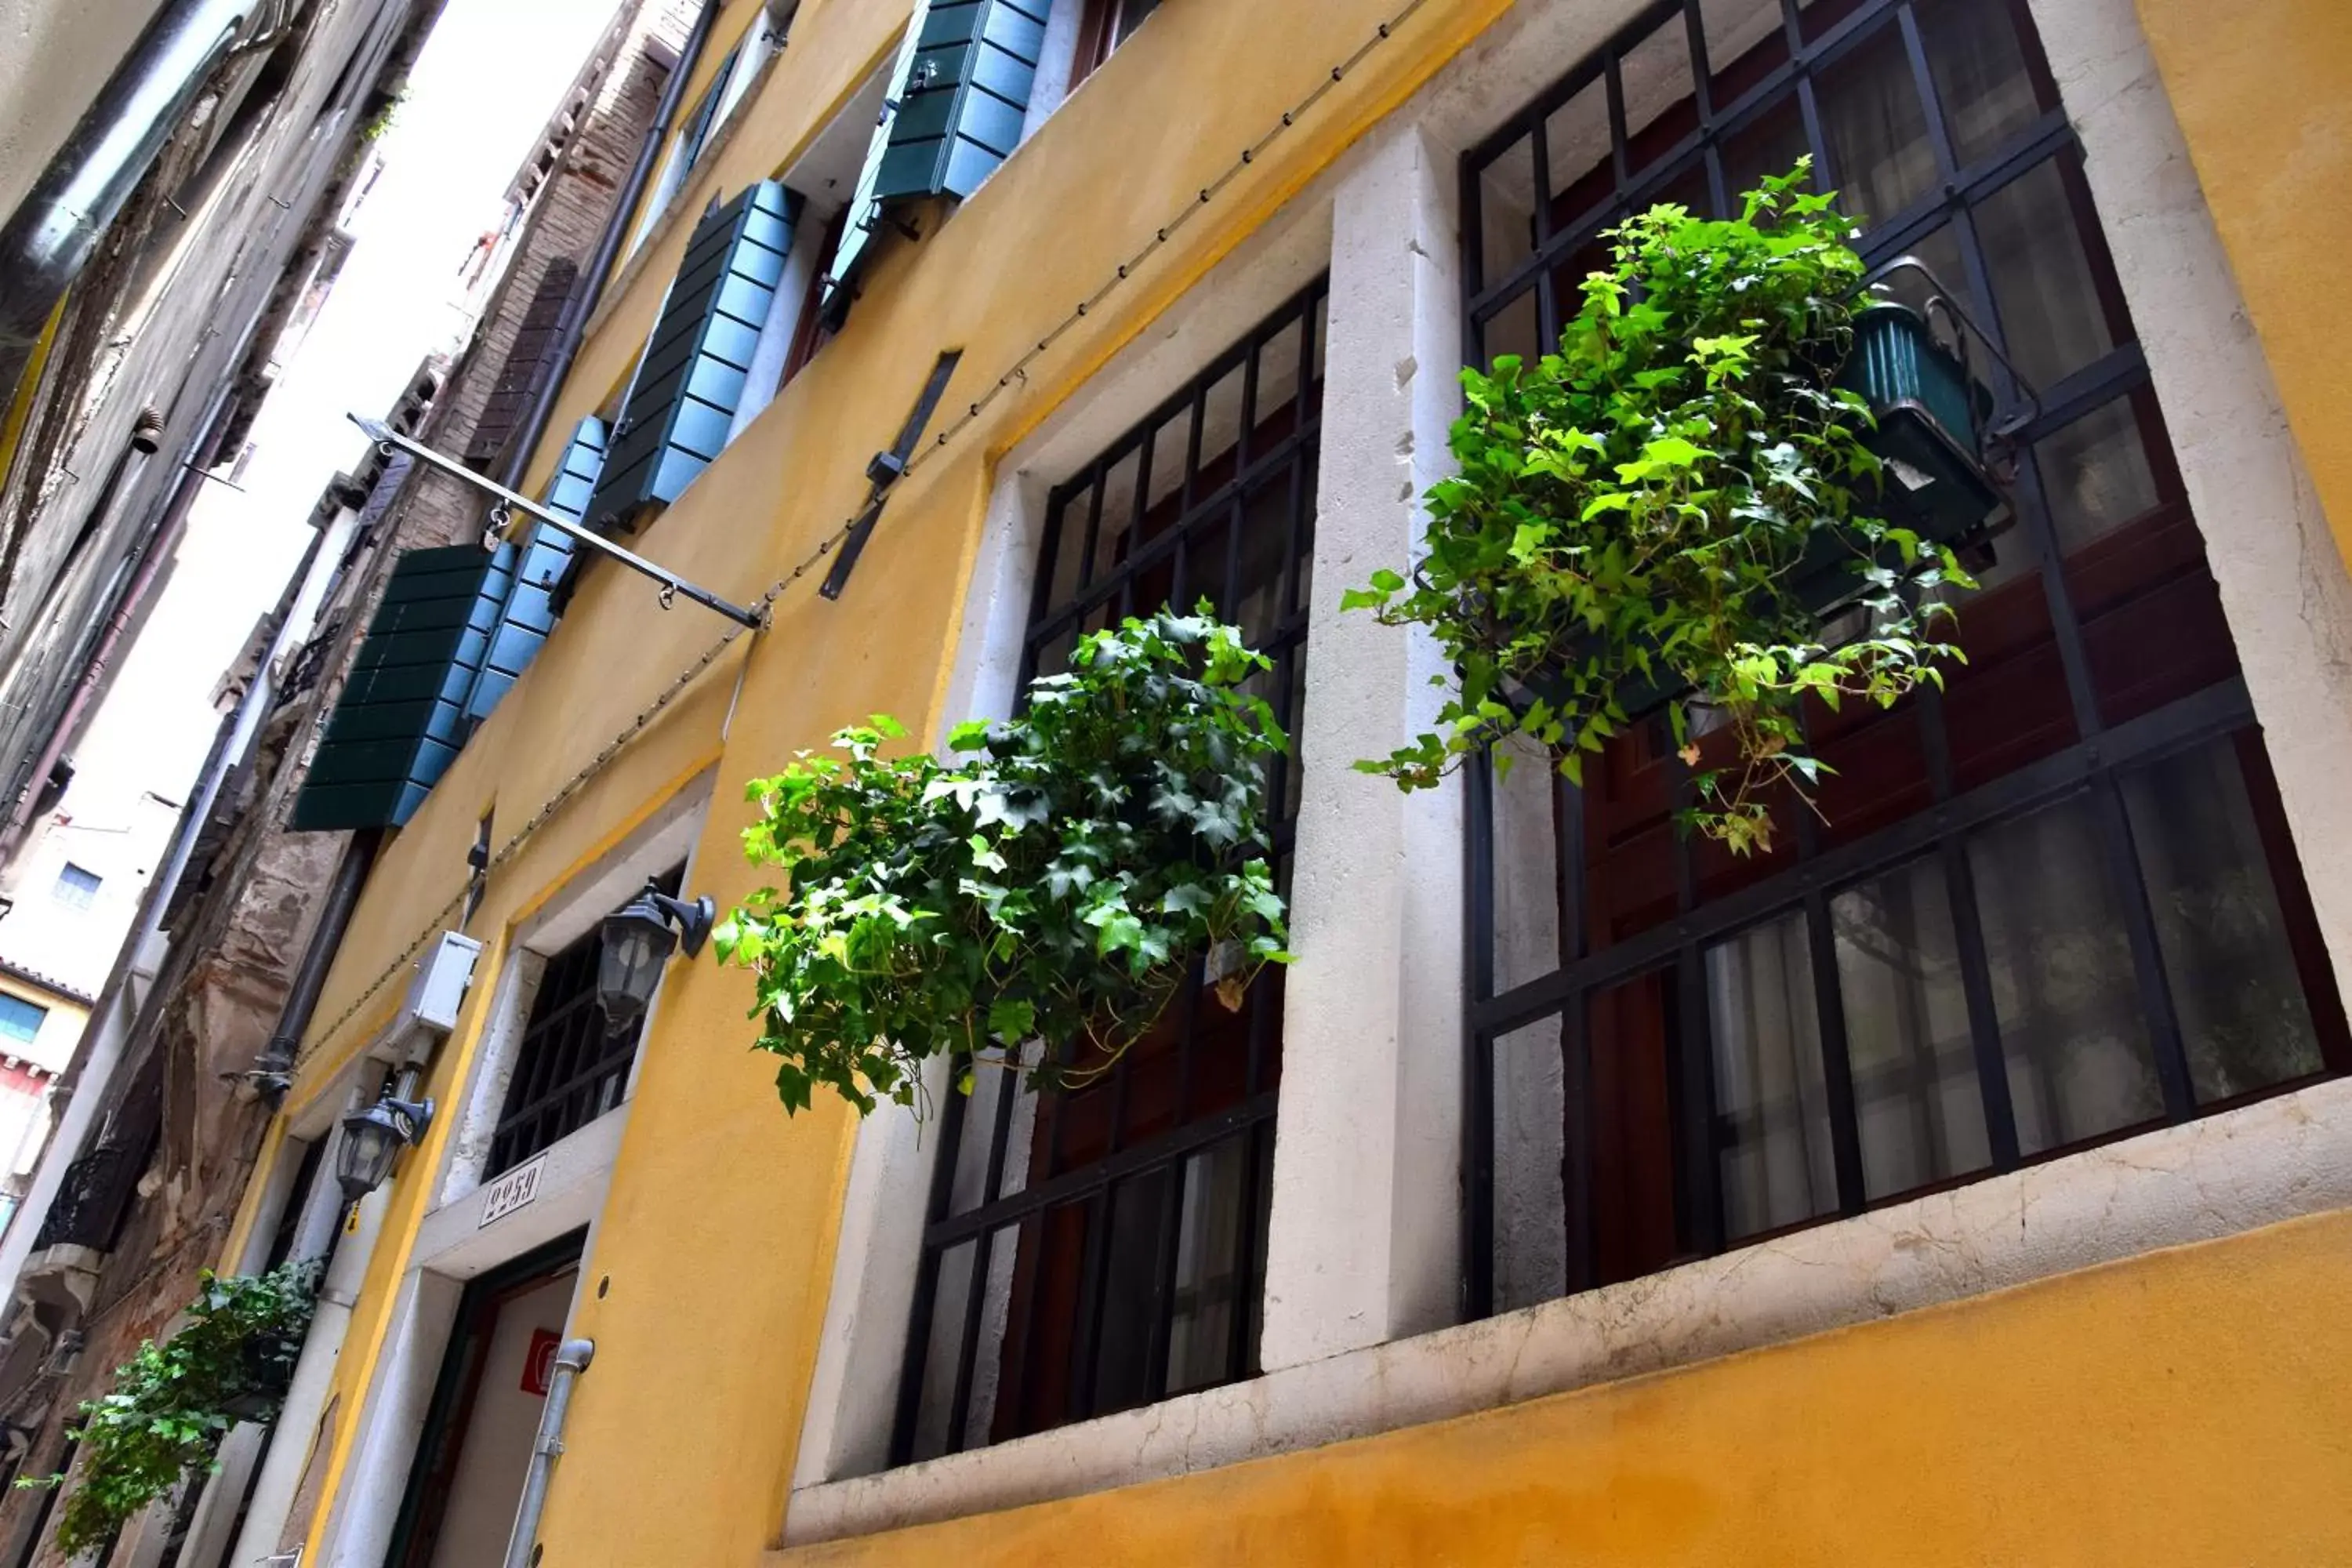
(2133, 0, 2352, 570)
(234, 0, 2352, 1562)
(766, 1210, 2352, 1567)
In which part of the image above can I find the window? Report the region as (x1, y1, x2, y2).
(51, 864, 100, 910)
(1069, 0, 1160, 87)
(0, 996, 45, 1046)
(485, 866, 684, 1176)
(892, 281, 1327, 1465)
(1461, 0, 2351, 1315)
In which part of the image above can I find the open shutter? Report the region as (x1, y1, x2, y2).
(821, 0, 1046, 325)
(587, 181, 797, 534)
(290, 546, 503, 832)
(678, 42, 742, 175)
(463, 416, 605, 726)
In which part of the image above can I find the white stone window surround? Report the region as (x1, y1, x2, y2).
(436, 770, 716, 1213)
(789, 123, 1471, 1493)
(784, 0, 2352, 1541)
(307, 774, 715, 1568)
(728, 60, 895, 444)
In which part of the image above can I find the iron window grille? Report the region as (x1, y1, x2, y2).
(1458, 0, 2350, 1316)
(890, 278, 1327, 1466)
(485, 866, 684, 1178)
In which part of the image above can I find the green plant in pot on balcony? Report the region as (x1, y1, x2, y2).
(717, 606, 1293, 1117)
(1346, 164, 1984, 855)
(17, 1259, 320, 1555)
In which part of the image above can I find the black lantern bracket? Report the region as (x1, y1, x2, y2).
(347, 415, 767, 631)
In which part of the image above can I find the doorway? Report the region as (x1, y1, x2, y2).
(381, 1231, 584, 1568)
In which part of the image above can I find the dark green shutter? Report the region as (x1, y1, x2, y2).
(822, 0, 1045, 324)
(586, 180, 797, 534)
(676, 43, 740, 177)
(463, 417, 605, 725)
(290, 546, 503, 832)
(880, 0, 1047, 201)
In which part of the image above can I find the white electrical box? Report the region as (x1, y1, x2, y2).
(399, 931, 482, 1036)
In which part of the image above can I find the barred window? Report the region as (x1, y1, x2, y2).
(894, 279, 1327, 1463)
(487, 866, 684, 1177)
(1461, 0, 2350, 1313)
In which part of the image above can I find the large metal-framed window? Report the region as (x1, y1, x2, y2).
(486, 866, 684, 1177)
(1459, 0, 2352, 1316)
(891, 278, 1327, 1465)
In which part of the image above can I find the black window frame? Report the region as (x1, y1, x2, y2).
(889, 277, 1327, 1467)
(1457, 0, 2351, 1316)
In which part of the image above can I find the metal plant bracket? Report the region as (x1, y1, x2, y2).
(347, 415, 766, 630)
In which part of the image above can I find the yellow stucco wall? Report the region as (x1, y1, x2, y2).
(2134, 0, 2352, 573)
(771, 1208, 2352, 1567)
(254, 0, 2352, 1562)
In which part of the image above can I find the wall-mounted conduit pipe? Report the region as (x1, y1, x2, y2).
(0, 0, 254, 402)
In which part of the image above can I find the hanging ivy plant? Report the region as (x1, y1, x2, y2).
(19, 1260, 319, 1556)
(1345, 164, 1980, 854)
(717, 606, 1293, 1116)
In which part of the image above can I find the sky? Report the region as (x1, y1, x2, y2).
(24, 0, 622, 967)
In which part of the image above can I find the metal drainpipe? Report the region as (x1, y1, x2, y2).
(501, 1338, 596, 1568)
(494, 0, 719, 492)
(0, 0, 254, 399)
(248, 825, 379, 1083)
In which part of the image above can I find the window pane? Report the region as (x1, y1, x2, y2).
(1707, 912, 1838, 1240)
(1700, 0, 1786, 100)
(1833, 857, 1991, 1200)
(2122, 738, 2326, 1105)
(1618, 13, 1698, 173)
(1916, 0, 2048, 168)
(1543, 78, 1611, 223)
(1588, 971, 1682, 1285)
(1976, 157, 2119, 392)
(1492, 1014, 1569, 1312)
(2034, 394, 2161, 554)
(0, 996, 45, 1044)
(1477, 131, 1538, 287)
(1719, 93, 1812, 212)
(1480, 289, 1543, 369)
(1163, 1135, 1250, 1395)
(1090, 1168, 1173, 1416)
(53, 863, 100, 909)
(909, 1238, 978, 1462)
(1969, 795, 2164, 1156)
(1813, 21, 1937, 224)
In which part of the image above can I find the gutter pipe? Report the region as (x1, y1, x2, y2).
(501, 1338, 596, 1568)
(0, 0, 253, 401)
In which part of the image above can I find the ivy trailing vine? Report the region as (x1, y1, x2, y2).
(20, 1261, 318, 1556)
(1346, 165, 1977, 853)
(717, 606, 1293, 1116)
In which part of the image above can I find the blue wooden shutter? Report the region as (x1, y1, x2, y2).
(290, 546, 503, 832)
(462, 416, 605, 726)
(822, 0, 1046, 325)
(587, 181, 797, 534)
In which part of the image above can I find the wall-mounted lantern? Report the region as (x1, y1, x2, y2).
(336, 1088, 433, 1203)
(596, 879, 713, 1036)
